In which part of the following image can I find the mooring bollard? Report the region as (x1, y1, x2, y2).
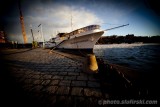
(84, 54, 98, 73)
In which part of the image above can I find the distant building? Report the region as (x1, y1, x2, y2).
(126, 34, 134, 37)
(0, 30, 6, 43)
(125, 34, 134, 43)
(126, 34, 134, 38)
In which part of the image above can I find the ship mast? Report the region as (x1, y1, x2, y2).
(18, 0, 27, 44)
(71, 9, 73, 31)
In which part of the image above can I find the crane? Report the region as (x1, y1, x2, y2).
(18, 0, 27, 44)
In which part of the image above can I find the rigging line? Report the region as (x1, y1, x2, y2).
(78, 49, 87, 57)
(104, 24, 129, 31)
(101, 23, 124, 25)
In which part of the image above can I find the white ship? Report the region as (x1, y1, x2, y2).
(48, 24, 129, 53)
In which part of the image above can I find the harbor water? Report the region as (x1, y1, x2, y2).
(94, 43, 160, 73)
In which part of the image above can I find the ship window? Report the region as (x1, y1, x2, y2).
(87, 26, 89, 30)
(85, 28, 87, 31)
(81, 28, 84, 32)
(77, 30, 80, 34)
(92, 25, 95, 30)
(96, 25, 100, 29)
(74, 30, 78, 35)
(70, 32, 73, 36)
(88, 25, 93, 30)
(91, 25, 93, 30)
(93, 25, 97, 29)
(84, 27, 87, 31)
(80, 29, 83, 33)
(66, 34, 69, 37)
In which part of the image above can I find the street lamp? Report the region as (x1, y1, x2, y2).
(30, 24, 34, 42)
(38, 30, 41, 41)
(30, 24, 36, 48)
(38, 24, 45, 48)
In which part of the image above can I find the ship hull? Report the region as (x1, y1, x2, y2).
(56, 31, 104, 53)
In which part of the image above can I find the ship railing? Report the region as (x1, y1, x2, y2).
(69, 25, 100, 37)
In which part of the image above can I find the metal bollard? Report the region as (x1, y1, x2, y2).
(85, 54, 98, 73)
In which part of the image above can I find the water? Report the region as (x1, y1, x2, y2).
(94, 43, 160, 73)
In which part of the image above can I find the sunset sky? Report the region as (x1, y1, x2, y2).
(0, 0, 160, 43)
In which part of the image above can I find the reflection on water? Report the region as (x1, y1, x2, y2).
(94, 43, 160, 72)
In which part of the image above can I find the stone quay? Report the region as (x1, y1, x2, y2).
(0, 48, 105, 107)
(0, 48, 155, 107)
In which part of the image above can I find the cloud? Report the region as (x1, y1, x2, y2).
(7, 0, 158, 43)
(25, 4, 103, 41)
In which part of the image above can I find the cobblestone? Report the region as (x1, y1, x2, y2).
(63, 76, 76, 80)
(46, 86, 58, 94)
(84, 88, 102, 97)
(41, 74, 52, 79)
(33, 79, 42, 85)
(68, 72, 79, 76)
(87, 81, 100, 88)
(71, 87, 84, 96)
(77, 76, 88, 81)
(31, 85, 43, 92)
(59, 80, 71, 86)
(71, 81, 86, 87)
(52, 75, 64, 80)
(1, 48, 109, 107)
(50, 80, 60, 86)
(56, 86, 70, 95)
(58, 72, 68, 75)
(32, 74, 41, 79)
(41, 80, 51, 86)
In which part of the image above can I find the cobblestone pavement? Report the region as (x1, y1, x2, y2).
(1, 48, 109, 107)
(1, 48, 155, 107)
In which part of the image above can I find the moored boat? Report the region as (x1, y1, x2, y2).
(49, 24, 129, 53)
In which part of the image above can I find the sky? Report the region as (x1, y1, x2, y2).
(0, 0, 160, 43)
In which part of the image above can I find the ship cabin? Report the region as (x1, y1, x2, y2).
(69, 25, 100, 37)
(56, 33, 67, 37)
(56, 33, 70, 40)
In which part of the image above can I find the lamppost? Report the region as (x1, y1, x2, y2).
(38, 24, 45, 48)
(30, 24, 35, 48)
(30, 25, 34, 42)
(38, 30, 41, 41)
